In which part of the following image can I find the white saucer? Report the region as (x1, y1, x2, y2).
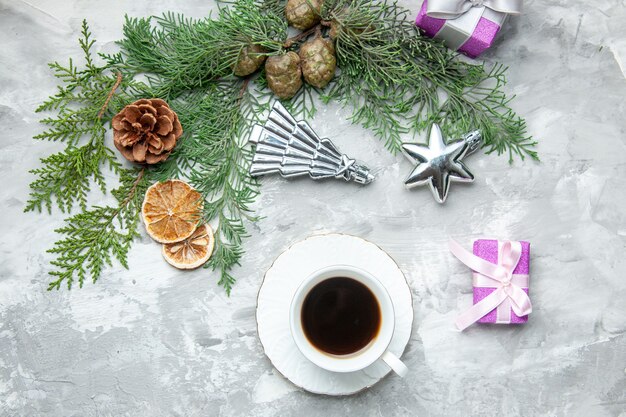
(256, 234, 413, 395)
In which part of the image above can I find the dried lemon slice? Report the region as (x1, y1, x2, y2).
(141, 179, 203, 244)
(162, 224, 215, 269)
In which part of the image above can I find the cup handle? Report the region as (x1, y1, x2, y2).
(381, 350, 408, 377)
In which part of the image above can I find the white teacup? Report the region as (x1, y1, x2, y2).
(290, 265, 408, 376)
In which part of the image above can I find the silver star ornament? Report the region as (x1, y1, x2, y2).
(402, 124, 482, 204)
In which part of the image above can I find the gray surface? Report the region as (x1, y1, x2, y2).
(1, 0, 625, 415)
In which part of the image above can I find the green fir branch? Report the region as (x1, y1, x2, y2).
(111, 0, 287, 99)
(25, 137, 117, 213)
(48, 168, 149, 290)
(28, 20, 150, 290)
(175, 81, 262, 294)
(321, 0, 537, 160)
(27, 20, 144, 214)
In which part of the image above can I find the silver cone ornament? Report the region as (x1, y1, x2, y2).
(402, 124, 482, 204)
(249, 102, 374, 185)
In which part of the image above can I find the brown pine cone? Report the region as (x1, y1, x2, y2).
(112, 98, 183, 164)
(299, 36, 336, 88)
(265, 52, 303, 99)
(233, 44, 267, 77)
(285, 0, 322, 30)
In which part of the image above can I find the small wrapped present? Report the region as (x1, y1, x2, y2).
(415, 0, 523, 58)
(449, 239, 532, 331)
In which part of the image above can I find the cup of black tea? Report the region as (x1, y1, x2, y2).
(290, 265, 408, 376)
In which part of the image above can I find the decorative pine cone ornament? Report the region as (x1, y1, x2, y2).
(285, 0, 322, 30)
(265, 52, 303, 99)
(233, 44, 267, 77)
(112, 99, 183, 164)
(299, 36, 336, 88)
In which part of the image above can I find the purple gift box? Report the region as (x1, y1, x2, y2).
(415, 0, 508, 58)
(472, 239, 530, 324)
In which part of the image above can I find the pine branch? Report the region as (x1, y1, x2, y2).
(25, 137, 118, 213)
(29, 21, 151, 290)
(174, 81, 261, 294)
(321, 0, 537, 160)
(48, 168, 148, 290)
(27, 20, 144, 214)
(111, 0, 287, 100)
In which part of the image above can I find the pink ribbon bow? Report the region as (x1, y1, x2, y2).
(426, 0, 523, 19)
(449, 239, 532, 331)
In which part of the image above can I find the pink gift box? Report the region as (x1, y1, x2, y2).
(472, 239, 530, 324)
(415, 0, 505, 58)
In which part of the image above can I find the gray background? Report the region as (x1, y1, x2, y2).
(1, 0, 625, 415)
